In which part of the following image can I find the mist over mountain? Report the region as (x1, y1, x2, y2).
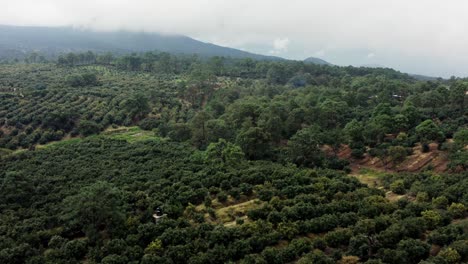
(0, 25, 283, 60)
(0, 25, 443, 79)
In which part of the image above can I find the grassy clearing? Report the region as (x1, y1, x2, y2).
(223, 216, 249, 227)
(37, 138, 83, 150)
(385, 191, 407, 202)
(1, 126, 161, 158)
(216, 199, 262, 223)
(351, 168, 387, 188)
(0, 148, 13, 157)
(196, 198, 263, 226)
(352, 168, 412, 202)
(102, 126, 160, 143)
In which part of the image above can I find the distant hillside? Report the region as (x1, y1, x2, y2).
(360, 64, 441, 80)
(360, 63, 386, 68)
(410, 73, 441, 81)
(0, 25, 282, 60)
(303, 57, 331, 65)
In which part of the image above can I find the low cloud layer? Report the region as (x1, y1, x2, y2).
(2, 0, 468, 77)
(269, 38, 290, 54)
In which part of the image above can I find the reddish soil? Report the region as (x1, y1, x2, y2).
(337, 143, 450, 174)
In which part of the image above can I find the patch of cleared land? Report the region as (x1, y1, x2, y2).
(196, 198, 263, 226)
(1, 126, 161, 159)
(102, 126, 161, 142)
(350, 168, 386, 189)
(350, 168, 410, 202)
(339, 142, 449, 173)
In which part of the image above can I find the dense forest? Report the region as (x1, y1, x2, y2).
(0, 51, 467, 263)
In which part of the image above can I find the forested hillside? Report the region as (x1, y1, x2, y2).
(1, 52, 466, 170)
(0, 51, 467, 263)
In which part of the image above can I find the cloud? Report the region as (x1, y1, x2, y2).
(367, 53, 375, 58)
(1, 0, 468, 76)
(314, 50, 326, 57)
(269, 38, 290, 54)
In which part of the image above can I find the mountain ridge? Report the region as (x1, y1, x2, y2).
(303, 56, 332, 65)
(0, 24, 283, 61)
(0, 25, 442, 79)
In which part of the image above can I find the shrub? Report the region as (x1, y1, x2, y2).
(78, 120, 101, 136)
(351, 148, 365, 159)
(390, 180, 406, 194)
(217, 191, 228, 203)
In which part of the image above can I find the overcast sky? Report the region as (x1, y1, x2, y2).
(2, 0, 468, 77)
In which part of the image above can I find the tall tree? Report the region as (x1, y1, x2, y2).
(415, 120, 444, 143)
(450, 81, 467, 113)
(191, 111, 212, 148)
(61, 182, 125, 241)
(288, 126, 324, 168)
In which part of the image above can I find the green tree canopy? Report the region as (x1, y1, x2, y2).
(61, 181, 125, 241)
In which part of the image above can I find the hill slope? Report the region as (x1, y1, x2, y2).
(338, 143, 450, 173)
(0, 24, 282, 60)
(303, 56, 331, 65)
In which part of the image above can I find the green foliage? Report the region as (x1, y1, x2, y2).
(144, 239, 163, 255)
(1, 137, 462, 263)
(438, 247, 461, 263)
(415, 119, 444, 143)
(451, 240, 468, 261)
(453, 128, 468, 147)
(421, 210, 443, 229)
(344, 119, 364, 143)
(298, 249, 334, 264)
(63, 239, 88, 260)
(397, 239, 430, 263)
(61, 181, 125, 241)
(66, 72, 99, 87)
(390, 179, 406, 194)
(388, 146, 407, 165)
(0, 53, 467, 264)
(190, 111, 212, 148)
(287, 126, 324, 168)
(78, 120, 101, 136)
(205, 139, 244, 166)
(449, 128, 468, 171)
(121, 93, 150, 122)
(236, 125, 271, 160)
(168, 123, 192, 142)
(432, 196, 449, 209)
(448, 203, 466, 218)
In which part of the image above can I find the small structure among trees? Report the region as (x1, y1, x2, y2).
(152, 207, 167, 223)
